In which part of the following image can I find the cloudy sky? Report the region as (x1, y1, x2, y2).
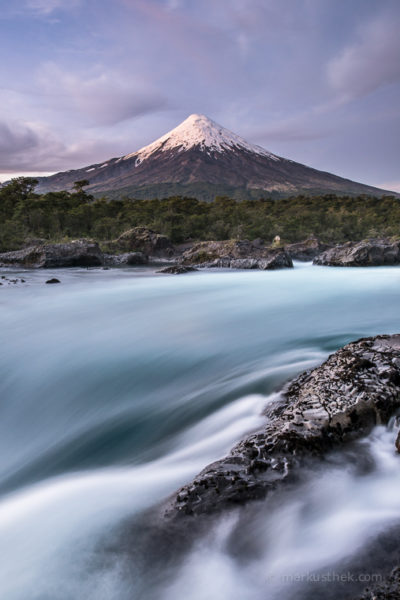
(0, 0, 399, 191)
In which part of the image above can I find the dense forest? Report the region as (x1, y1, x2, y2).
(0, 177, 399, 252)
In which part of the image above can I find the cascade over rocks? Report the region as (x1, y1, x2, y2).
(164, 335, 400, 519)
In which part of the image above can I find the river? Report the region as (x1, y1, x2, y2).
(0, 263, 399, 599)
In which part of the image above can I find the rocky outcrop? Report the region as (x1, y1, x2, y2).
(0, 239, 103, 268)
(105, 227, 174, 258)
(165, 335, 400, 519)
(314, 238, 400, 267)
(180, 240, 293, 270)
(157, 265, 198, 274)
(285, 237, 331, 261)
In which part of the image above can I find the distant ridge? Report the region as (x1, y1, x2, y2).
(36, 114, 398, 200)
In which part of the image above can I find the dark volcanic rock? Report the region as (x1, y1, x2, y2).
(164, 335, 400, 519)
(285, 237, 331, 261)
(0, 240, 103, 268)
(357, 567, 400, 600)
(42, 240, 103, 267)
(314, 238, 400, 267)
(0, 246, 46, 268)
(180, 240, 293, 270)
(0, 276, 26, 285)
(157, 265, 198, 274)
(105, 227, 174, 258)
(45, 278, 61, 284)
(126, 252, 149, 266)
(396, 431, 400, 453)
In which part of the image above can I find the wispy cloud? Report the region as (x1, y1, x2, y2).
(0, 120, 65, 171)
(327, 11, 400, 102)
(36, 63, 168, 126)
(0, 118, 131, 173)
(1, 0, 399, 186)
(25, 0, 80, 15)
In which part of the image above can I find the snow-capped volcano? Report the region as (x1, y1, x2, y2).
(124, 114, 280, 164)
(36, 114, 396, 200)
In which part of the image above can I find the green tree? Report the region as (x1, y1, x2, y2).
(73, 180, 90, 193)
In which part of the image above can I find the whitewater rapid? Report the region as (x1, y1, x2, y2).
(0, 263, 399, 599)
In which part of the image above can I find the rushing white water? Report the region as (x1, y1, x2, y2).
(0, 263, 399, 599)
(162, 425, 400, 600)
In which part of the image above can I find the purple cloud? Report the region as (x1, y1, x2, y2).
(24, 0, 80, 15)
(328, 12, 400, 101)
(37, 63, 169, 126)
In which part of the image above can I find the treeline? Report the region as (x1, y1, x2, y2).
(0, 177, 399, 251)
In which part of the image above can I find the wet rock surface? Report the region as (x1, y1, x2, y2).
(0, 239, 103, 268)
(0, 275, 26, 285)
(157, 265, 198, 274)
(285, 237, 331, 261)
(180, 239, 293, 270)
(357, 566, 400, 600)
(314, 238, 400, 267)
(165, 335, 400, 519)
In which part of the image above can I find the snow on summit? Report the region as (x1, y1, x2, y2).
(124, 114, 280, 165)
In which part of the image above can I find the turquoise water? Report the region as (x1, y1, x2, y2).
(0, 263, 399, 599)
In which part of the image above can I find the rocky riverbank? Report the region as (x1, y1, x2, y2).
(1, 231, 399, 271)
(0, 228, 173, 269)
(0, 233, 294, 271)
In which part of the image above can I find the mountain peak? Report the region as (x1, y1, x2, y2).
(35, 113, 396, 201)
(124, 114, 280, 165)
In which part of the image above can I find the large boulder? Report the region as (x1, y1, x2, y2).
(108, 227, 174, 257)
(314, 238, 400, 266)
(164, 334, 400, 518)
(180, 239, 293, 270)
(0, 239, 103, 268)
(285, 237, 331, 261)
